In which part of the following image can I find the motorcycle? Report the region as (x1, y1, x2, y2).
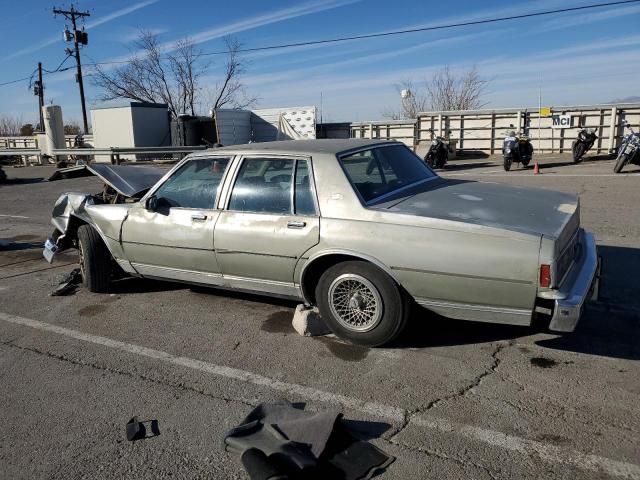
(502, 130, 533, 171)
(425, 129, 449, 169)
(0, 166, 6, 183)
(572, 128, 597, 163)
(614, 120, 640, 173)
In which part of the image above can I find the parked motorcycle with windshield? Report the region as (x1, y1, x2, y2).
(425, 129, 449, 169)
(614, 120, 640, 173)
(502, 130, 533, 171)
(572, 128, 597, 163)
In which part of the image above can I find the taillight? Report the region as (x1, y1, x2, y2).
(539, 264, 551, 288)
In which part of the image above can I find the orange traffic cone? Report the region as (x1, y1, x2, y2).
(533, 162, 540, 174)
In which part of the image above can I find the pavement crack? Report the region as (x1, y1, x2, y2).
(6, 342, 256, 409)
(417, 342, 508, 414)
(382, 437, 500, 479)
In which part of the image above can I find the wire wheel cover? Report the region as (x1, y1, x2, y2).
(328, 274, 383, 332)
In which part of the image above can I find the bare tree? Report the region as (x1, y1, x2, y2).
(382, 80, 429, 120)
(92, 31, 253, 118)
(0, 115, 25, 136)
(199, 37, 257, 113)
(426, 65, 487, 111)
(384, 66, 488, 119)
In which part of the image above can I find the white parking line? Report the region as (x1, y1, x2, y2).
(0, 214, 30, 219)
(1, 311, 639, 479)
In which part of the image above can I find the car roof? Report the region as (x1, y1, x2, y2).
(190, 139, 400, 157)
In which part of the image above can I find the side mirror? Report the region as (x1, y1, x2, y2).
(145, 195, 158, 211)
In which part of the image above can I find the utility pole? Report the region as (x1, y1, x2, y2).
(53, 5, 90, 134)
(35, 62, 45, 130)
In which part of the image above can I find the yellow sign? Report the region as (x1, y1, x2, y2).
(540, 107, 552, 117)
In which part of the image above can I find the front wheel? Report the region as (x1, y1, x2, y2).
(613, 151, 629, 173)
(315, 261, 410, 347)
(503, 156, 512, 171)
(77, 225, 112, 293)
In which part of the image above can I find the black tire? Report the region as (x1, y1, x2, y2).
(613, 151, 628, 173)
(503, 156, 512, 171)
(315, 261, 410, 347)
(521, 157, 531, 167)
(573, 143, 585, 163)
(77, 225, 111, 293)
(425, 154, 435, 168)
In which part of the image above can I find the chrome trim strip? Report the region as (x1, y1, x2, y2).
(216, 249, 297, 259)
(391, 266, 534, 285)
(223, 275, 295, 288)
(131, 263, 223, 284)
(415, 298, 531, 316)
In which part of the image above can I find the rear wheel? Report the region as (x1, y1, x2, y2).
(315, 261, 410, 346)
(573, 143, 585, 163)
(77, 225, 111, 293)
(614, 151, 629, 173)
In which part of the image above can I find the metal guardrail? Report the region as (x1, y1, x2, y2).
(0, 149, 41, 156)
(51, 146, 208, 155)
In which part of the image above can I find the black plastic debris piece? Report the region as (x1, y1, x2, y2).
(225, 400, 394, 480)
(126, 416, 160, 441)
(51, 268, 82, 296)
(241, 448, 290, 480)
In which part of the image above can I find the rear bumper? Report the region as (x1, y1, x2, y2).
(548, 230, 601, 332)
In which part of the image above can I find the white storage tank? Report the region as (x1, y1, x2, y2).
(42, 105, 65, 159)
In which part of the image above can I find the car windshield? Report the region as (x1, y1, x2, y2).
(339, 144, 437, 203)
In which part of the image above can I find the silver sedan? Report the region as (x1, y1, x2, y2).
(45, 140, 600, 346)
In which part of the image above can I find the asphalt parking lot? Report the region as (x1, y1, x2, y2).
(1, 154, 639, 479)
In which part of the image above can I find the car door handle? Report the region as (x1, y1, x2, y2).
(287, 220, 306, 229)
(191, 213, 208, 221)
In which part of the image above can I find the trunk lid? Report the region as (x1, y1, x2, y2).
(376, 179, 578, 239)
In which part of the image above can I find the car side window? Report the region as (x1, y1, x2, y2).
(228, 158, 294, 214)
(153, 157, 230, 210)
(294, 160, 316, 215)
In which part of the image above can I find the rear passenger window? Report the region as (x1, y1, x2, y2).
(294, 160, 316, 215)
(228, 158, 294, 214)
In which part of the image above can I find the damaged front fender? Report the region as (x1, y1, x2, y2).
(45, 192, 131, 264)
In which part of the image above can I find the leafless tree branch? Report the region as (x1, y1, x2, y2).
(92, 31, 254, 118)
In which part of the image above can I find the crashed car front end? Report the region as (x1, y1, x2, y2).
(43, 164, 164, 264)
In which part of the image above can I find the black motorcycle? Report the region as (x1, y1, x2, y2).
(0, 167, 6, 183)
(572, 128, 597, 163)
(614, 120, 640, 173)
(502, 131, 533, 171)
(425, 131, 449, 169)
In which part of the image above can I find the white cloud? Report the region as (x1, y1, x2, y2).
(155, 0, 362, 54)
(3, 0, 159, 60)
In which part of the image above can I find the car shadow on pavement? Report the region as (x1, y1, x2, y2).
(109, 277, 185, 294)
(536, 244, 640, 361)
(441, 161, 495, 172)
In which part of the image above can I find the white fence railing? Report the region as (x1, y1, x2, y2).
(351, 103, 640, 154)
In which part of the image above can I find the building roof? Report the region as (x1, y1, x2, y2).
(197, 139, 397, 156)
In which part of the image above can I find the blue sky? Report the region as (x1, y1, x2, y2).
(1, 0, 639, 124)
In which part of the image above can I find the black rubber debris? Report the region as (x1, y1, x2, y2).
(225, 399, 393, 480)
(126, 416, 160, 441)
(51, 268, 82, 296)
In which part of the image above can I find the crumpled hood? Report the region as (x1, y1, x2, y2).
(49, 164, 164, 197)
(378, 180, 578, 238)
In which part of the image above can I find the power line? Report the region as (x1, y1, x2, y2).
(1, 0, 639, 86)
(197, 0, 640, 57)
